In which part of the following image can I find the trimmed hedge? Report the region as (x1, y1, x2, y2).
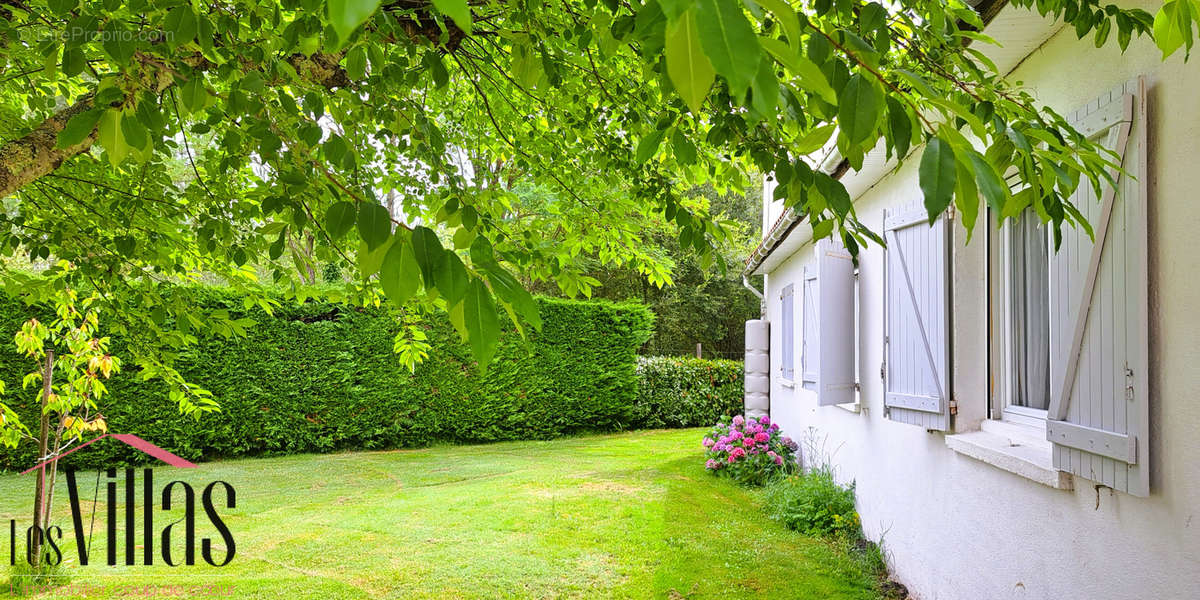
(631, 356, 743, 429)
(0, 288, 654, 469)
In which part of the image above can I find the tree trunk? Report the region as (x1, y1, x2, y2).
(29, 351, 52, 568)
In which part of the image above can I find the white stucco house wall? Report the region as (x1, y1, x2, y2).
(743, 1, 1200, 598)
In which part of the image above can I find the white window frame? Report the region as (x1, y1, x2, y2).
(988, 210, 1050, 429)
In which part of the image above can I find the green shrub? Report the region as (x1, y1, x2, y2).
(632, 356, 742, 429)
(0, 288, 654, 470)
(764, 469, 860, 537)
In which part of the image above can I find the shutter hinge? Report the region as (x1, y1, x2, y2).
(1125, 365, 1135, 402)
(947, 203, 957, 221)
(879, 362, 886, 381)
(949, 399, 958, 416)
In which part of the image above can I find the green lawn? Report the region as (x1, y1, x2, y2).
(0, 429, 885, 599)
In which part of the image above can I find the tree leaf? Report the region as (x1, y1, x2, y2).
(327, 0, 382, 43)
(181, 75, 208, 113)
(380, 237, 420, 306)
(324, 201, 357, 239)
(356, 202, 392, 250)
(410, 225, 444, 289)
(885, 96, 913, 159)
(96, 109, 130, 166)
(56, 108, 101, 149)
(953, 153, 979, 239)
(750, 58, 779, 117)
(1153, 0, 1194, 59)
(431, 0, 472, 35)
(793, 124, 835, 154)
(695, 0, 761, 95)
(636, 128, 667, 164)
(437, 250, 470, 307)
(357, 237, 392, 278)
(759, 37, 837, 104)
(487, 265, 542, 332)
(665, 8, 716, 114)
(463, 279, 501, 371)
(813, 172, 852, 216)
(163, 6, 198, 50)
(919, 136, 957, 223)
(61, 47, 86, 77)
(755, 0, 802, 48)
(966, 150, 1009, 212)
(838, 74, 881, 145)
(811, 219, 835, 241)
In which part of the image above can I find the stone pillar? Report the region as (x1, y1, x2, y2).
(744, 319, 770, 418)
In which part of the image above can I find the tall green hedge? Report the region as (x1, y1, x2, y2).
(0, 288, 654, 469)
(631, 356, 743, 429)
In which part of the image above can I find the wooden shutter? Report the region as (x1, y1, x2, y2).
(780, 283, 795, 381)
(800, 269, 818, 389)
(884, 207, 951, 430)
(817, 238, 856, 405)
(1046, 79, 1149, 497)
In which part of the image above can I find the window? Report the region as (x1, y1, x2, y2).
(780, 283, 794, 382)
(991, 209, 1050, 425)
(808, 238, 857, 407)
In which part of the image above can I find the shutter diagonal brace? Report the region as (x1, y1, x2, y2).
(1048, 95, 1134, 422)
(886, 227, 945, 404)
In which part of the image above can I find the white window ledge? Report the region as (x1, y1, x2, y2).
(946, 420, 1073, 490)
(834, 401, 861, 414)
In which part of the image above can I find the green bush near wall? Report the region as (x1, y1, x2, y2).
(631, 356, 743, 429)
(0, 288, 654, 469)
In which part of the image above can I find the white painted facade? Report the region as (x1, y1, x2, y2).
(750, 2, 1200, 598)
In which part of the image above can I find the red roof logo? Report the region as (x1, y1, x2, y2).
(21, 433, 198, 475)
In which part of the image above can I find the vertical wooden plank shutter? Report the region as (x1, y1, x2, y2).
(817, 238, 856, 406)
(884, 207, 951, 431)
(1047, 79, 1149, 497)
(780, 283, 795, 381)
(800, 269, 818, 389)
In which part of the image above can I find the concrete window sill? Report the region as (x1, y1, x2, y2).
(834, 402, 861, 414)
(945, 420, 1073, 490)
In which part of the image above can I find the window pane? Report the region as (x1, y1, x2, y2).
(1009, 213, 1050, 410)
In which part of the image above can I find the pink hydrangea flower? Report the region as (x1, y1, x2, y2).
(742, 437, 755, 448)
(730, 447, 746, 459)
(754, 432, 770, 443)
(702, 437, 715, 448)
(729, 431, 743, 441)
(760, 415, 771, 426)
(732, 415, 745, 426)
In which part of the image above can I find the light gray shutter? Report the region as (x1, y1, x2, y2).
(1046, 79, 1149, 497)
(780, 283, 795, 381)
(884, 207, 951, 430)
(817, 238, 856, 405)
(800, 269, 818, 389)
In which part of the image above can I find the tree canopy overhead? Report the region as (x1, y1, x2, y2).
(0, 0, 1193, 397)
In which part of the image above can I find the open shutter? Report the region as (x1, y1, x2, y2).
(800, 269, 818, 389)
(817, 238, 856, 405)
(1046, 79, 1149, 497)
(884, 206, 951, 430)
(780, 283, 795, 381)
